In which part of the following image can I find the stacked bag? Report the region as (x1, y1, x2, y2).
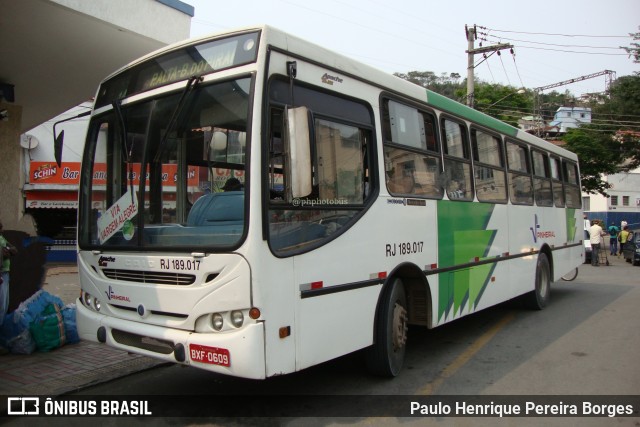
(0, 290, 79, 354)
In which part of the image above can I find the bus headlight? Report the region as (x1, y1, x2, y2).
(230, 310, 244, 328)
(82, 291, 101, 312)
(211, 313, 224, 331)
(83, 292, 93, 308)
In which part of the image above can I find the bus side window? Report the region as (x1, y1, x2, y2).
(471, 128, 507, 204)
(441, 118, 473, 201)
(506, 140, 533, 205)
(550, 156, 565, 207)
(563, 160, 581, 208)
(382, 99, 442, 198)
(268, 108, 285, 201)
(532, 149, 553, 207)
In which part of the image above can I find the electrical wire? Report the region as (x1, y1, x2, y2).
(481, 27, 631, 38)
(487, 34, 621, 50)
(510, 50, 527, 89)
(498, 52, 512, 86)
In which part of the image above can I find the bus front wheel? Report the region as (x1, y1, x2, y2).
(524, 253, 551, 310)
(365, 278, 408, 377)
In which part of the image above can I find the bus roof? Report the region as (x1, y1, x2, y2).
(99, 24, 578, 161)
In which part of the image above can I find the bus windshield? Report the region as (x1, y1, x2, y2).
(78, 77, 251, 250)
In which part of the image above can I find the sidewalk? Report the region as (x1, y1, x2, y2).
(0, 265, 165, 397)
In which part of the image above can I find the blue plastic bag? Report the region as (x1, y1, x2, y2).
(62, 304, 79, 344)
(0, 290, 65, 353)
(29, 303, 66, 352)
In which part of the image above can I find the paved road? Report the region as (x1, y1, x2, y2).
(57, 255, 640, 426)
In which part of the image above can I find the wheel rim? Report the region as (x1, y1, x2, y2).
(539, 264, 549, 299)
(392, 301, 408, 351)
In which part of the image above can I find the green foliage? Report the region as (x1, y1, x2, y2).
(473, 84, 532, 127)
(621, 26, 640, 63)
(563, 126, 620, 195)
(393, 71, 463, 100)
(562, 75, 640, 195)
(596, 74, 640, 118)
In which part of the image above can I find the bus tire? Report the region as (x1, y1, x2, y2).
(365, 278, 408, 377)
(524, 253, 551, 310)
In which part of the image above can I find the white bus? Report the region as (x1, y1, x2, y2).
(75, 26, 583, 379)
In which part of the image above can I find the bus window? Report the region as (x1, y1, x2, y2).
(506, 140, 533, 205)
(563, 160, 581, 208)
(550, 156, 565, 207)
(441, 119, 473, 201)
(266, 82, 375, 255)
(382, 99, 442, 198)
(315, 119, 364, 204)
(471, 129, 507, 203)
(531, 150, 553, 207)
(267, 108, 285, 201)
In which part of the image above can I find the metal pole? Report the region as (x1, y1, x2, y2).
(466, 25, 475, 108)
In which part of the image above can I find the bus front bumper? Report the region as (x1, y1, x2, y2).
(76, 300, 267, 379)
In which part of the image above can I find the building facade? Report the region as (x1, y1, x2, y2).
(583, 167, 640, 230)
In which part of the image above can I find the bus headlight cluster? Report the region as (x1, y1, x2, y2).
(81, 291, 101, 312)
(196, 308, 261, 333)
(210, 310, 245, 330)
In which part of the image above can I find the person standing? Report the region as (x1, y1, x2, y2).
(608, 222, 620, 255)
(0, 220, 18, 327)
(589, 220, 605, 266)
(618, 225, 632, 257)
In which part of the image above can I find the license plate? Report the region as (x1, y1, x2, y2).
(189, 344, 231, 367)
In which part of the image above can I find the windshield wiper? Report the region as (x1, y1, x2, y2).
(154, 75, 203, 162)
(112, 99, 136, 204)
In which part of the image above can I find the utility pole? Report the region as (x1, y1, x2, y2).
(465, 25, 513, 108)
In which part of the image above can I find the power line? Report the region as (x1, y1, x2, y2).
(482, 27, 631, 38)
(483, 35, 624, 50)
(502, 46, 628, 56)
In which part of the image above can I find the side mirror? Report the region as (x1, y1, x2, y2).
(54, 130, 65, 167)
(285, 106, 312, 199)
(52, 110, 91, 167)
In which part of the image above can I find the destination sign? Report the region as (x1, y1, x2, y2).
(95, 31, 259, 108)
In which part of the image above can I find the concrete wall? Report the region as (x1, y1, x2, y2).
(0, 102, 36, 234)
(584, 168, 640, 229)
(0, 0, 193, 237)
(51, 0, 192, 45)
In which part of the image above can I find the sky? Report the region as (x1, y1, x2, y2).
(186, 0, 639, 98)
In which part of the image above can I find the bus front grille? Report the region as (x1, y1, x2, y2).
(102, 268, 196, 285)
(111, 329, 175, 354)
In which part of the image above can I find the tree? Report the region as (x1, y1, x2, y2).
(563, 75, 640, 195)
(393, 71, 465, 101)
(621, 26, 640, 63)
(563, 126, 620, 195)
(473, 84, 532, 127)
(596, 74, 640, 120)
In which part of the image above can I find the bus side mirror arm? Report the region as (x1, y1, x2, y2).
(285, 106, 312, 199)
(53, 110, 91, 167)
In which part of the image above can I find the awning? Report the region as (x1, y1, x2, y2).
(25, 191, 78, 209)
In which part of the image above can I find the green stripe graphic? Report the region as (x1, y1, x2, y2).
(437, 201, 497, 322)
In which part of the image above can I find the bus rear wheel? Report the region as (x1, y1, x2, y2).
(524, 253, 551, 310)
(365, 278, 408, 377)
